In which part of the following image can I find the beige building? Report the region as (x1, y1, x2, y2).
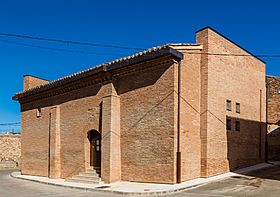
(13, 27, 266, 184)
(0, 133, 21, 167)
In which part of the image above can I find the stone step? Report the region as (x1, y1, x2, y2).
(85, 169, 101, 174)
(78, 172, 100, 177)
(65, 167, 102, 184)
(74, 175, 101, 181)
(66, 177, 101, 184)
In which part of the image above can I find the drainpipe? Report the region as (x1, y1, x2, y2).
(259, 89, 262, 159)
(265, 83, 268, 162)
(176, 60, 182, 184)
(48, 113, 51, 178)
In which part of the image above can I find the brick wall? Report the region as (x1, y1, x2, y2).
(0, 133, 21, 166)
(20, 56, 179, 183)
(176, 49, 202, 182)
(119, 58, 177, 183)
(267, 76, 280, 124)
(23, 75, 49, 91)
(21, 82, 105, 178)
(266, 76, 280, 160)
(196, 28, 266, 177)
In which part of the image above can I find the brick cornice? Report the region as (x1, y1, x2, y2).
(19, 57, 176, 104)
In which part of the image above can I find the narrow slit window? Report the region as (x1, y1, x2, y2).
(278, 87, 280, 94)
(226, 117, 231, 130)
(236, 103, 240, 113)
(226, 100, 231, 111)
(235, 120, 240, 131)
(36, 107, 42, 118)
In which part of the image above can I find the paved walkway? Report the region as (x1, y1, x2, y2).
(11, 162, 276, 196)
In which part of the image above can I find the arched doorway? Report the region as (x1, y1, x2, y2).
(87, 130, 101, 167)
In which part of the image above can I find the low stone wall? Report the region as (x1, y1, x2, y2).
(0, 133, 21, 167)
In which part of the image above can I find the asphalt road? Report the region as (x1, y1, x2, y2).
(0, 170, 122, 197)
(170, 164, 280, 197)
(1, 164, 280, 196)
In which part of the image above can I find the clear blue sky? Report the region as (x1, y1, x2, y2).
(0, 0, 280, 132)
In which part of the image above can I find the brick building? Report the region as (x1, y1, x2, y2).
(13, 27, 266, 184)
(266, 75, 280, 160)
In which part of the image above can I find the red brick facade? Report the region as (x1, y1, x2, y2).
(13, 27, 266, 184)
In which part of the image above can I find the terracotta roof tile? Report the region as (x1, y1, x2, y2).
(13, 43, 198, 100)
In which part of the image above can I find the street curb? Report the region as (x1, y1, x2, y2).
(10, 172, 206, 196)
(10, 162, 277, 196)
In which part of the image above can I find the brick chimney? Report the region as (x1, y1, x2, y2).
(23, 75, 49, 91)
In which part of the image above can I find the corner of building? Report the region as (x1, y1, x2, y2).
(23, 75, 49, 92)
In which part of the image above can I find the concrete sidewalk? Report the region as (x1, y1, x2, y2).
(11, 162, 277, 196)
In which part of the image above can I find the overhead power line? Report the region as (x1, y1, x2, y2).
(184, 52, 280, 58)
(0, 32, 145, 50)
(1, 38, 279, 58)
(0, 122, 20, 126)
(2, 38, 280, 58)
(0, 39, 126, 56)
(0, 32, 280, 58)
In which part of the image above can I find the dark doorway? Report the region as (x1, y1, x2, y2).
(87, 130, 101, 167)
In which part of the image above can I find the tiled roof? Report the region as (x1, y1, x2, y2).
(266, 75, 280, 81)
(13, 43, 197, 100)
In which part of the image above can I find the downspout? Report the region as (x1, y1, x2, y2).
(259, 89, 262, 159)
(48, 113, 51, 178)
(265, 82, 268, 162)
(176, 60, 182, 183)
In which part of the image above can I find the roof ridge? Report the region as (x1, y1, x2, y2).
(13, 44, 185, 100)
(41, 44, 172, 84)
(266, 75, 280, 79)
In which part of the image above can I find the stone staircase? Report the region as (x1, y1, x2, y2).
(66, 167, 102, 184)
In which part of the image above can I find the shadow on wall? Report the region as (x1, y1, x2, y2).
(267, 123, 280, 161)
(21, 60, 171, 112)
(226, 116, 266, 173)
(224, 116, 280, 181)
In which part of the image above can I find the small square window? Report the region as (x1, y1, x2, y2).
(226, 100, 231, 111)
(235, 120, 240, 131)
(226, 117, 231, 130)
(236, 103, 240, 113)
(36, 107, 42, 118)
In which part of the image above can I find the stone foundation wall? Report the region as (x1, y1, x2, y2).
(0, 133, 21, 167)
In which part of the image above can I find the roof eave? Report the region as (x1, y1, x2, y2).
(13, 47, 183, 101)
(106, 47, 183, 71)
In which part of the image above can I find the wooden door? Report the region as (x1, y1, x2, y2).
(88, 131, 101, 167)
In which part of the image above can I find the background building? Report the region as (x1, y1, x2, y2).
(266, 75, 280, 161)
(0, 133, 21, 168)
